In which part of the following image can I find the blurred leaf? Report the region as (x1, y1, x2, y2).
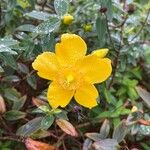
(35, 16, 60, 34)
(25, 10, 51, 21)
(56, 119, 78, 136)
(41, 33, 55, 51)
(32, 97, 48, 107)
(136, 86, 150, 108)
(16, 24, 36, 32)
(17, 0, 30, 8)
(2, 75, 20, 82)
(25, 138, 56, 150)
(93, 138, 119, 150)
(0, 95, 6, 114)
(55, 110, 68, 120)
(0, 45, 17, 55)
(4, 88, 21, 102)
(18, 63, 29, 74)
(4, 110, 26, 121)
(41, 115, 55, 130)
(16, 117, 43, 136)
(30, 130, 51, 139)
(85, 133, 102, 141)
(27, 74, 37, 90)
(138, 125, 150, 136)
(83, 138, 92, 150)
(0, 66, 4, 72)
(112, 120, 128, 143)
(12, 95, 27, 110)
(96, 14, 107, 47)
(0, 53, 17, 70)
(99, 119, 110, 139)
(54, 0, 69, 17)
(0, 37, 18, 46)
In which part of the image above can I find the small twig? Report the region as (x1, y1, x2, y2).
(0, 136, 24, 142)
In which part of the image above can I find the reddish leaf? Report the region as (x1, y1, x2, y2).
(0, 95, 6, 114)
(56, 119, 78, 137)
(25, 138, 56, 150)
(32, 97, 47, 107)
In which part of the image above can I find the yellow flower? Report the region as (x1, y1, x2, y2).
(92, 48, 109, 58)
(63, 14, 74, 25)
(32, 33, 112, 109)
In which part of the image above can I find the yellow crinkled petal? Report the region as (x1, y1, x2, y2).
(92, 48, 109, 58)
(76, 55, 112, 84)
(55, 33, 87, 66)
(47, 82, 74, 108)
(32, 52, 59, 80)
(74, 82, 98, 108)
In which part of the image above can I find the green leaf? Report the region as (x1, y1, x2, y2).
(96, 14, 107, 47)
(112, 121, 129, 143)
(93, 138, 119, 150)
(136, 86, 150, 108)
(35, 16, 60, 34)
(99, 119, 110, 139)
(12, 95, 27, 110)
(2, 75, 20, 82)
(4, 110, 26, 121)
(25, 10, 51, 21)
(41, 115, 55, 130)
(0, 37, 18, 46)
(16, 117, 43, 137)
(0, 53, 17, 70)
(27, 74, 37, 90)
(18, 63, 29, 74)
(16, 24, 36, 32)
(0, 45, 17, 55)
(0, 66, 4, 72)
(54, 0, 69, 17)
(30, 130, 51, 139)
(4, 88, 21, 102)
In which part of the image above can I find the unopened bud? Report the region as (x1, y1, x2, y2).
(63, 14, 74, 25)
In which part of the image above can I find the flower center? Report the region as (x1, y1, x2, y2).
(56, 67, 83, 90)
(66, 74, 74, 83)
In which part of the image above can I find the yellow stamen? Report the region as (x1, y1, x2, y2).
(66, 74, 74, 83)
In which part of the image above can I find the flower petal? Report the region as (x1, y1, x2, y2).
(74, 82, 98, 108)
(47, 82, 74, 108)
(32, 52, 59, 80)
(92, 48, 109, 58)
(76, 55, 112, 84)
(55, 33, 87, 66)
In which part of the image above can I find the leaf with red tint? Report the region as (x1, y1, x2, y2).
(25, 138, 56, 150)
(32, 97, 47, 107)
(56, 119, 78, 137)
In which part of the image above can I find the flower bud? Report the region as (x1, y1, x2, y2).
(131, 106, 138, 113)
(92, 48, 109, 58)
(63, 14, 74, 25)
(83, 24, 92, 32)
(0, 95, 6, 114)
